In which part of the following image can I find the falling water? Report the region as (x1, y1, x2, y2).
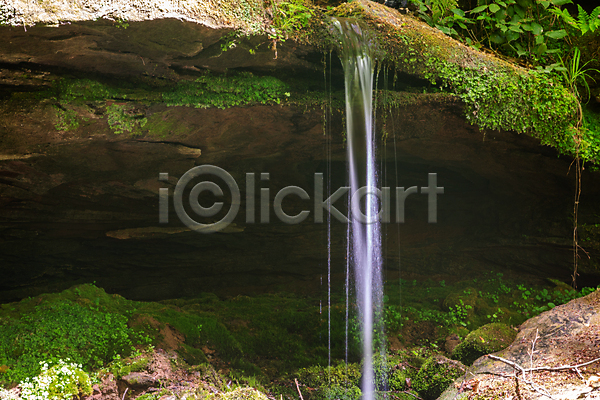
(333, 19, 384, 400)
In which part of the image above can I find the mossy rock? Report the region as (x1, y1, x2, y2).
(412, 355, 465, 400)
(388, 365, 417, 392)
(477, 306, 514, 325)
(178, 343, 209, 366)
(207, 387, 270, 400)
(296, 363, 361, 388)
(190, 363, 226, 390)
(312, 384, 362, 400)
(442, 287, 479, 316)
(451, 323, 517, 365)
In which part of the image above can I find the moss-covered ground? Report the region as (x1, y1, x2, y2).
(0, 271, 596, 399)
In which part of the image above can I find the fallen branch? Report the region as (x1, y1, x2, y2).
(488, 354, 555, 399)
(528, 329, 539, 380)
(294, 378, 304, 400)
(525, 357, 600, 374)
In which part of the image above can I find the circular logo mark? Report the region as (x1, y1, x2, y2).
(173, 165, 240, 233)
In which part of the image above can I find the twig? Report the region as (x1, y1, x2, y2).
(121, 387, 128, 400)
(294, 378, 304, 400)
(526, 357, 600, 373)
(528, 329, 539, 380)
(488, 355, 556, 400)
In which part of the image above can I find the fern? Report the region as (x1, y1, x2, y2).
(431, 0, 458, 23)
(549, 7, 577, 27)
(589, 6, 600, 33)
(577, 5, 590, 34)
(553, 4, 600, 35)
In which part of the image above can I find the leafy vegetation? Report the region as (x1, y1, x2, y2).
(392, 0, 600, 164)
(0, 275, 596, 399)
(269, 0, 315, 42)
(383, 272, 598, 339)
(162, 72, 290, 109)
(19, 360, 92, 400)
(106, 104, 147, 135)
(558, 47, 600, 103)
(53, 106, 80, 132)
(0, 290, 151, 384)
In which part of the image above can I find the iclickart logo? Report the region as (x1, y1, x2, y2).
(158, 165, 443, 233)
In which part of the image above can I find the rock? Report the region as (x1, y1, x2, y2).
(217, 387, 270, 400)
(441, 289, 600, 399)
(445, 334, 461, 354)
(85, 374, 119, 400)
(412, 355, 466, 400)
(121, 371, 156, 389)
(451, 323, 517, 365)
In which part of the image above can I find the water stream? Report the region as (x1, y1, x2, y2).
(333, 19, 385, 400)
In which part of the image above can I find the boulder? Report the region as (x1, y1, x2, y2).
(440, 289, 600, 399)
(451, 323, 517, 365)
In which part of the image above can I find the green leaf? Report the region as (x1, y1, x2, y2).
(497, 1, 507, 7)
(436, 24, 457, 35)
(471, 4, 489, 13)
(539, 0, 550, 8)
(522, 23, 533, 31)
(535, 43, 548, 55)
(550, 0, 572, 5)
(490, 33, 506, 44)
(506, 30, 520, 41)
(577, 4, 590, 34)
(545, 29, 568, 39)
(452, 7, 465, 17)
(532, 22, 543, 35)
(489, 3, 501, 13)
(590, 8, 600, 32)
(514, 5, 525, 18)
(508, 24, 524, 32)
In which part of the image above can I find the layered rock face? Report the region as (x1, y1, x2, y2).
(0, 4, 599, 302)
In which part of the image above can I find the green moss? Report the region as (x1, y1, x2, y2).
(178, 343, 209, 366)
(297, 363, 361, 388)
(143, 110, 190, 138)
(54, 106, 80, 131)
(431, 61, 579, 158)
(106, 104, 147, 135)
(412, 356, 465, 400)
(388, 366, 416, 392)
(162, 71, 289, 109)
(324, 1, 584, 161)
(207, 387, 270, 400)
(317, 385, 362, 400)
(108, 354, 150, 379)
(296, 363, 361, 400)
(451, 323, 517, 365)
(0, 285, 151, 385)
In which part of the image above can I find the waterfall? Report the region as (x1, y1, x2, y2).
(333, 19, 384, 400)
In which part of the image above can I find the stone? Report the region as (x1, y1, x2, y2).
(445, 334, 461, 354)
(412, 355, 466, 400)
(440, 289, 600, 399)
(451, 323, 517, 365)
(121, 372, 157, 389)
